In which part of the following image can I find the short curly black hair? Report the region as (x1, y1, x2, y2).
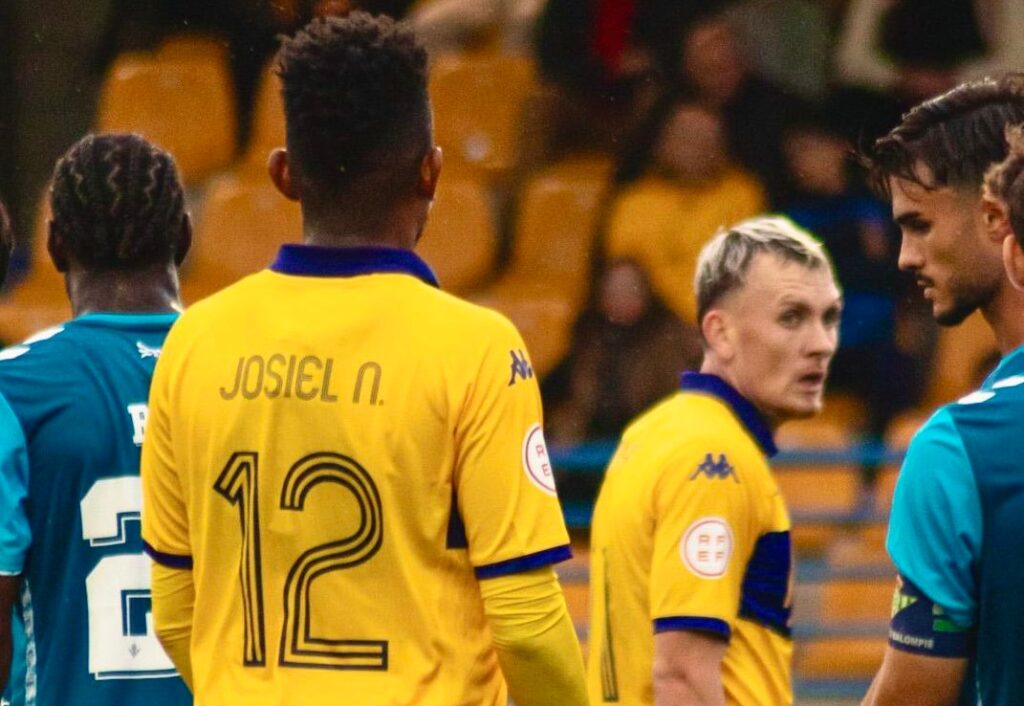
(985, 125, 1024, 247)
(50, 133, 187, 270)
(864, 74, 1024, 198)
(276, 13, 430, 204)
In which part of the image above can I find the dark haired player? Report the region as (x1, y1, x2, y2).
(0, 134, 192, 706)
(861, 75, 1024, 705)
(141, 13, 587, 706)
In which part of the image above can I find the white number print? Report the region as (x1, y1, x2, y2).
(80, 477, 176, 680)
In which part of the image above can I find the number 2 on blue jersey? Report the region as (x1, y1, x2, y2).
(81, 476, 177, 679)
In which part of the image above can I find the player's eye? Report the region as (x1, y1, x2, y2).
(779, 309, 802, 327)
(822, 306, 842, 328)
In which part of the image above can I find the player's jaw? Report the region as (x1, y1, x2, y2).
(917, 269, 1000, 326)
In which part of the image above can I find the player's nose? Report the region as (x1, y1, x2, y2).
(897, 234, 923, 272)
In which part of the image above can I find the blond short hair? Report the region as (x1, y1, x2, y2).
(695, 216, 833, 325)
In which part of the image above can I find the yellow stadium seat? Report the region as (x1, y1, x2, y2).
(826, 524, 891, 570)
(774, 418, 860, 516)
(182, 174, 300, 303)
(926, 311, 998, 406)
(157, 32, 231, 64)
(561, 582, 590, 626)
(0, 194, 71, 344)
(242, 61, 286, 175)
(794, 637, 886, 679)
(471, 157, 610, 375)
(416, 176, 497, 294)
(821, 579, 893, 623)
(97, 52, 236, 184)
(429, 53, 535, 178)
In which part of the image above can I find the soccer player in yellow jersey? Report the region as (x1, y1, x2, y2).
(140, 13, 587, 706)
(587, 217, 842, 706)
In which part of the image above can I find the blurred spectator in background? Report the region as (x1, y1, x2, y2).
(533, 0, 726, 159)
(543, 259, 702, 445)
(678, 11, 807, 205)
(603, 98, 766, 323)
(781, 113, 933, 439)
(833, 0, 1024, 143)
(410, 0, 543, 54)
(723, 0, 834, 105)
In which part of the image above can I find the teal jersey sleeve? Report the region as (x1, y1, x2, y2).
(0, 391, 29, 575)
(887, 407, 982, 628)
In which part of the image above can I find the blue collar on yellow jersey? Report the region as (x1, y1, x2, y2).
(680, 372, 778, 457)
(270, 244, 440, 286)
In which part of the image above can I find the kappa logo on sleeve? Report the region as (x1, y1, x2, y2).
(689, 453, 738, 482)
(522, 423, 557, 495)
(508, 349, 534, 386)
(680, 517, 733, 578)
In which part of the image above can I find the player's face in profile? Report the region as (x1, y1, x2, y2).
(726, 254, 841, 422)
(890, 169, 1003, 326)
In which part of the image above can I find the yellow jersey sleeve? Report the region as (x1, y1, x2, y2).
(453, 317, 571, 578)
(141, 329, 192, 568)
(649, 440, 762, 638)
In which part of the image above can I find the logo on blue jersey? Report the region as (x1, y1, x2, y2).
(508, 350, 533, 386)
(136, 341, 162, 359)
(690, 453, 738, 482)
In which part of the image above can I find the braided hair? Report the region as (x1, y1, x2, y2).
(276, 13, 430, 204)
(49, 133, 187, 269)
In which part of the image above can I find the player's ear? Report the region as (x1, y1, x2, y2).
(173, 213, 193, 267)
(701, 309, 735, 362)
(1002, 232, 1024, 291)
(982, 193, 1012, 244)
(47, 219, 70, 274)
(417, 146, 442, 200)
(268, 149, 300, 202)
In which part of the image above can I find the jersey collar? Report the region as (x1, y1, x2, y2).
(984, 343, 1024, 388)
(270, 244, 439, 287)
(680, 372, 778, 457)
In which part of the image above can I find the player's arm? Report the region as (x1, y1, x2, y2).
(0, 392, 30, 692)
(863, 409, 978, 704)
(140, 341, 195, 687)
(454, 319, 586, 705)
(648, 441, 761, 704)
(479, 567, 587, 706)
(150, 563, 194, 689)
(862, 644, 966, 706)
(653, 630, 727, 706)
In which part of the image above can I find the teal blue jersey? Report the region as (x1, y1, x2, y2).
(888, 345, 1024, 704)
(0, 314, 191, 706)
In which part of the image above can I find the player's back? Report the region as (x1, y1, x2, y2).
(144, 250, 569, 705)
(0, 313, 189, 706)
(588, 384, 793, 705)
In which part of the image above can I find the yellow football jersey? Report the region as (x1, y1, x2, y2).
(587, 373, 793, 706)
(141, 246, 572, 706)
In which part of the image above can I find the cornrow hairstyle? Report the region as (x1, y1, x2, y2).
(276, 13, 430, 202)
(0, 197, 13, 289)
(985, 125, 1024, 246)
(49, 133, 187, 270)
(863, 73, 1024, 198)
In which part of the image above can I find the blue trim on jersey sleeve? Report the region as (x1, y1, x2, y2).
(887, 407, 981, 628)
(0, 392, 30, 574)
(652, 616, 731, 639)
(143, 541, 194, 569)
(889, 573, 973, 658)
(738, 531, 793, 637)
(474, 545, 573, 579)
(271, 244, 440, 287)
(679, 372, 778, 456)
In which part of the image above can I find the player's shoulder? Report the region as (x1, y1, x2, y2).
(625, 392, 761, 465)
(0, 323, 76, 370)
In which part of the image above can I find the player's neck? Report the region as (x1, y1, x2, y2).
(981, 281, 1024, 355)
(300, 202, 424, 251)
(66, 265, 183, 318)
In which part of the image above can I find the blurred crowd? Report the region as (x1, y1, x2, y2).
(1, 0, 1022, 449)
